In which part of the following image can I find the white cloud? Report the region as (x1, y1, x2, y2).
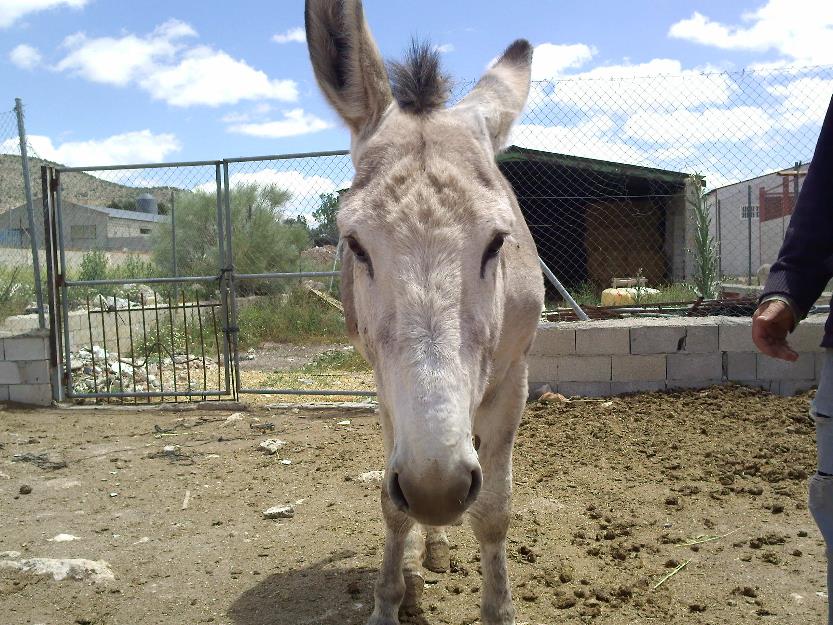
(534, 58, 735, 114)
(767, 77, 833, 129)
(0, 0, 87, 29)
(669, 0, 833, 65)
(435, 43, 455, 54)
(139, 46, 298, 107)
(9, 43, 42, 69)
(272, 27, 306, 44)
(622, 106, 774, 144)
(0, 130, 181, 166)
(227, 108, 333, 138)
(55, 19, 298, 107)
(531, 43, 597, 80)
(56, 19, 194, 87)
(510, 116, 650, 165)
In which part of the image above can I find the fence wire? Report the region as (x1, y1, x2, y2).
(0, 103, 43, 326)
(1, 66, 832, 401)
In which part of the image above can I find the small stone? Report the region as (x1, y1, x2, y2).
(771, 503, 784, 514)
(19, 485, 32, 495)
(539, 392, 569, 403)
(357, 470, 385, 484)
(337, 420, 351, 426)
(263, 505, 295, 519)
(48, 534, 80, 542)
(259, 439, 287, 455)
(280, 459, 292, 465)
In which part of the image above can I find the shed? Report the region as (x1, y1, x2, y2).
(703, 163, 808, 280)
(0, 200, 168, 252)
(496, 146, 696, 294)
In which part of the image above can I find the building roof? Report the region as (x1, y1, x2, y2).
(705, 161, 811, 194)
(84, 204, 168, 223)
(497, 145, 692, 184)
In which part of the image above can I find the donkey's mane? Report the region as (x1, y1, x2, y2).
(388, 40, 450, 115)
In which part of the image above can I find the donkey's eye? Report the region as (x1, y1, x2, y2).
(347, 237, 369, 263)
(347, 237, 373, 277)
(480, 234, 506, 278)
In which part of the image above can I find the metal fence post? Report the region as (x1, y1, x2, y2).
(14, 98, 45, 328)
(747, 184, 753, 285)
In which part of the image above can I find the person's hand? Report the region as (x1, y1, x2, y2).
(752, 299, 798, 361)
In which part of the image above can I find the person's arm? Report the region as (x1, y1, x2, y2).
(754, 93, 833, 360)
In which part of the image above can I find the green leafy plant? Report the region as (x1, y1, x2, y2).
(687, 173, 720, 299)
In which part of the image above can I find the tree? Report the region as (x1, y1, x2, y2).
(310, 192, 340, 246)
(152, 183, 310, 294)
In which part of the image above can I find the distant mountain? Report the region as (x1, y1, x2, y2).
(0, 154, 184, 213)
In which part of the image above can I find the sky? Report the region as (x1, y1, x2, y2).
(1, 0, 833, 201)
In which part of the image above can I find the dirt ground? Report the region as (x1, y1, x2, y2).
(0, 385, 827, 625)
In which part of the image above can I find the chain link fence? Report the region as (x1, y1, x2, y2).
(491, 65, 833, 318)
(1, 66, 832, 401)
(0, 100, 46, 328)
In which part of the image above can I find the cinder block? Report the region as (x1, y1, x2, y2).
(0, 384, 9, 402)
(611, 381, 666, 395)
(0, 362, 21, 385)
(575, 327, 629, 355)
(530, 325, 575, 356)
(527, 355, 557, 385)
(731, 380, 776, 392)
(667, 353, 723, 381)
(557, 382, 612, 398)
(719, 321, 756, 352)
(777, 380, 817, 396)
(630, 326, 685, 355)
(666, 379, 723, 391)
(612, 354, 666, 381)
(726, 352, 757, 381)
(4, 336, 48, 361)
(757, 354, 815, 380)
(9, 384, 52, 406)
(17, 361, 50, 385)
(68, 314, 84, 332)
(685, 325, 719, 353)
(555, 356, 611, 382)
(791, 322, 825, 352)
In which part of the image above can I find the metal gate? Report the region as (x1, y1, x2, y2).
(41, 152, 374, 404)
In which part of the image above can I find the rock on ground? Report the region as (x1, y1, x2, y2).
(0, 558, 114, 583)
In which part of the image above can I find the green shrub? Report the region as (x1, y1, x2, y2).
(237, 288, 347, 348)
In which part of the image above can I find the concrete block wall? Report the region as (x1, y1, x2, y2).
(3, 306, 205, 354)
(528, 315, 826, 398)
(0, 329, 52, 406)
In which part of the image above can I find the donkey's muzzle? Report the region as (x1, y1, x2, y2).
(388, 459, 482, 526)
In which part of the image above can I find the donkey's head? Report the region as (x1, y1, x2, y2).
(306, 0, 533, 526)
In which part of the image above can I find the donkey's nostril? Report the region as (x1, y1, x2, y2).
(465, 466, 482, 506)
(389, 472, 409, 511)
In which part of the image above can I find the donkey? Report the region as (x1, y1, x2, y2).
(305, 2, 544, 623)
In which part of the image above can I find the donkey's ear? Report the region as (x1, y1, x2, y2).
(455, 40, 533, 152)
(305, 0, 393, 138)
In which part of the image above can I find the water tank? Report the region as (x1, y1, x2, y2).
(136, 193, 158, 214)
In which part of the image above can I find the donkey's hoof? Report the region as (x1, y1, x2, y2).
(401, 570, 424, 609)
(423, 538, 450, 573)
(366, 616, 399, 625)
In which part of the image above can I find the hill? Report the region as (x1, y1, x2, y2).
(0, 154, 184, 213)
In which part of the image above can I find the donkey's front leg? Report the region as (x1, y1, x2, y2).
(468, 363, 527, 625)
(367, 488, 416, 625)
